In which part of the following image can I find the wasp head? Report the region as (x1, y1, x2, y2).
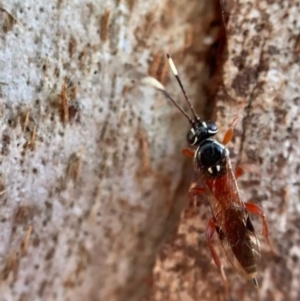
(187, 119, 218, 146)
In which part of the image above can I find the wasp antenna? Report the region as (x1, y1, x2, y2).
(166, 53, 178, 76)
(166, 54, 199, 121)
(141, 77, 165, 91)
(141, 76, 193, 124)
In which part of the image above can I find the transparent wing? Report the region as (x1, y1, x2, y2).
(217, 209, 261, 278)
(194, 154, 261, 277)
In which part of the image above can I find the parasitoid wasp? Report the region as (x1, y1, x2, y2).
(142, 54, 271, 287)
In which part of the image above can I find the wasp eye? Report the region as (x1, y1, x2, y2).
(187, 128, 198, 145)
(207, 122, 218, 134)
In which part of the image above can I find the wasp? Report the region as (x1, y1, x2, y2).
(143, 54, 271, 287)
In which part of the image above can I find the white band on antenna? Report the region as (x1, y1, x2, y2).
(167, 56, 178, 76)
(141, 77, 165, 90)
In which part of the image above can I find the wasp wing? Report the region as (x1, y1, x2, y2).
(193, 152, 261, 278)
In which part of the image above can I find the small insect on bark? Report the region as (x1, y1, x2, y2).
(142, 54, 271, 288)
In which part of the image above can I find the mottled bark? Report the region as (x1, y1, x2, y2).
(0, 0, 299, 301)
(0, 0, 211, 301)
(147, 1, 300, 301)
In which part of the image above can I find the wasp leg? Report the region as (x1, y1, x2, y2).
(182, 148, 195, 158)
(206, 218, 228, 287)
(235, 163, 260, 179)
(235, 166, 244, 179)
(187, 185, 205, 211)
(245, 202, 274, 251)
(189, 185, 205, 198)
(222, 115, 239, 145)
(185, 184, 205, 217)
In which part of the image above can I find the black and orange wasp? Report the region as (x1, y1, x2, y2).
(143, 54, 271, 287)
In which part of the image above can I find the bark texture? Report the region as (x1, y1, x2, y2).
(0, 0, 299, 301)
(0, 1, 211, 300)
(147, 1, 300, 301)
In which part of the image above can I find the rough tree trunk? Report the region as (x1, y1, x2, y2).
(147, 1, 300, 301)
(0, 1, 299, 301)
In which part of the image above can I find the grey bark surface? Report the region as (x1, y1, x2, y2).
(0, 0, 299, 301)
(0, 1, 211, 301)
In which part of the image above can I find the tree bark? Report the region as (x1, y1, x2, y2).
(0, 1, 211, 300)
(0, 0, 299, 301)
(146, 1, 300, 301)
